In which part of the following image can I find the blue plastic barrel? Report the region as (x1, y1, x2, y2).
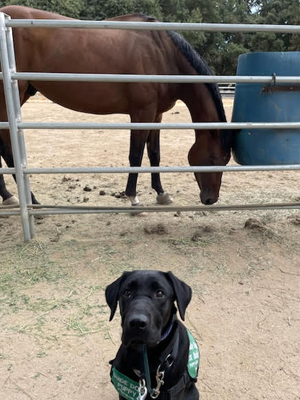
(232, 52, 300, 165)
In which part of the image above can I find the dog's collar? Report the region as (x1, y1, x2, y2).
(159, 319, 175, 343)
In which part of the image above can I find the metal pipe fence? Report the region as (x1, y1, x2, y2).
(1, 14, 300, 241)
(6, 19, 300, 33)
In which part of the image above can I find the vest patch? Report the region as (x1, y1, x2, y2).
(111, 367, 139, 400)
(187, 329, 200, 379)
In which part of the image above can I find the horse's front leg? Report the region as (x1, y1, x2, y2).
(125, 130, 149, 206)
(146, 115, 173, 205)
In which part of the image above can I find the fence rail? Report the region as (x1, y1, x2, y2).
(1, 14, 300, 241)
(3, 72, 300, 84)
(6, 19, 300, 33)
(219, 84, 235, 96)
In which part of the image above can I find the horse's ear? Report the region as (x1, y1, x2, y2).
(105, 272, 130, 321)
(165, 271, 192, 321)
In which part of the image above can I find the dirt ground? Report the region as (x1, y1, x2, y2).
(0, 98, 300, 400)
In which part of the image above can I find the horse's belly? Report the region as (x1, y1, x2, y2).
(33, 81, 174, 116)
(34, 81, 130, 115)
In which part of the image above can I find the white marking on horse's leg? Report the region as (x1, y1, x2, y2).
(156, 192, 173, 205)
(2, 195, 19, 206)
(128, 196, 140, 206)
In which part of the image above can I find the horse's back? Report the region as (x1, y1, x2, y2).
(0, 5, 164, 74)
(0, 5, 73, 20)
(0, 5, 178, 115)
(0, 5, 157, 23)
(108, 13, 157, 22)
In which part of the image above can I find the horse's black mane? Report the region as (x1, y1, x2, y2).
(114, 14, 226, 126)
(167, 30, 236, 153)
(127, 16, 225, 124)
(131, 14, 232, 151)
(166, 30, 227, 124)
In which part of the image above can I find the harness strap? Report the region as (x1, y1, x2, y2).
(142, 345, 152, 396)
(159, 371, 194, 400)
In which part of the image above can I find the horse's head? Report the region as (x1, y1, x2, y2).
(188, 129, 232, 205)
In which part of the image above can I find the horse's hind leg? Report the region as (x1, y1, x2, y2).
(147, 114, 173, 205)
(0, 83, 39, 205)
(0, 131, 19, 204)
(0, 153, 17, 204)
(0, 92, 17, 204)
(1, 140, 39, 204)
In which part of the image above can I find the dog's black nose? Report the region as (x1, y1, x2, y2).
(128, 315, 148, 330)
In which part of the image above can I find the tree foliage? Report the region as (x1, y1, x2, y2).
(0, 0, 299, 74)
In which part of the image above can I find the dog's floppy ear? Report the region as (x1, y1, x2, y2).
(165, 271, 192, 321)
(105, 272, 131, 321)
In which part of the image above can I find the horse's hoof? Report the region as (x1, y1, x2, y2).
(34, 214, 44, 220)
(128, 196, 140, 206)
(130, 203, 148, 217)
(156, 192, 173, 205)
(2, 196, 19, 206)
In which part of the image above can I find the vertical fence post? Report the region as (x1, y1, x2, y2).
(0, 12, 34, 241)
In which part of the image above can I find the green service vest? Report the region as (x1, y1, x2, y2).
(111, 329, 200, 400)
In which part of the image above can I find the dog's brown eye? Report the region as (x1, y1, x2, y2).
(123, 290, 132, 298)
(155, 290, 164, 298)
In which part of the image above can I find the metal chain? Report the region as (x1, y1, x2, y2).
(138, 379, 148, 400)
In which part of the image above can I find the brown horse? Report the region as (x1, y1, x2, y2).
(0, 5, 233, 207)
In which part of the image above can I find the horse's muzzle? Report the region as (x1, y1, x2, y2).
(200, 192, 219, 205)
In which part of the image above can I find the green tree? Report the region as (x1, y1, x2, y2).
(1, 0, 300, 75)
(80, 0, 162, 20)
(251, 0, 300, 52)
(289, 10, 300, 50)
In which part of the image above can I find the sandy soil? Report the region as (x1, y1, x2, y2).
(0, 98, 300, 400)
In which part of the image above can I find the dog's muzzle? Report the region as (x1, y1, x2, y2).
(121, 298, 162, 347)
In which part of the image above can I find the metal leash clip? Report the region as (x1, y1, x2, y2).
(138, 379, 148, 400)
(150, 367, 165, 399)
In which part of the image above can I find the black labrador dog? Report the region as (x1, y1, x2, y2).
(105, 270, 200, 400)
